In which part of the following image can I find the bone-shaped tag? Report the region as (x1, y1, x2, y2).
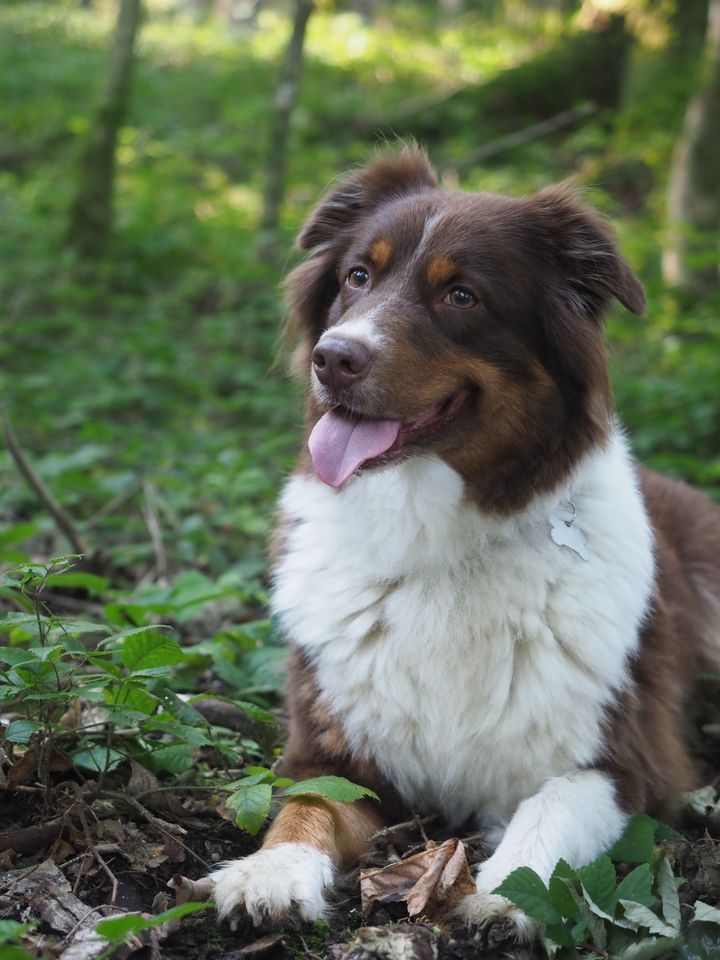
(549, 507, 589, 561)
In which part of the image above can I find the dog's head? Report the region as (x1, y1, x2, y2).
(286, 147, 644, 511)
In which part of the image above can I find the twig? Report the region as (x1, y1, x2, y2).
(115, 793, 187, 836)
(78, 809, 119, 905)
(141, 477, 168, 582)
(439, 102, 598, 172)
(298, 933, 324, 960)
(61, 904, 108, 943)
(1, 409, 91, 557)
(368, 814, 436, 846)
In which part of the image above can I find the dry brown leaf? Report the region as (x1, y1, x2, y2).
(360, 838, 475, 921)
(7, 745, 73, 786)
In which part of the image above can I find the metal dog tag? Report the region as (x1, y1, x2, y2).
(549, 501, 589, 561)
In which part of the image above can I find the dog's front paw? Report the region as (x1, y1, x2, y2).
(455, 890, 537, 943)
(209, 843, 335, 928)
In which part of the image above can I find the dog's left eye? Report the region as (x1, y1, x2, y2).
(444, 286, 477, 309)
(347, 267, 370, 289)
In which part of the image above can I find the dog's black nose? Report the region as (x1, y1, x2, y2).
(312, 337, 373, 392)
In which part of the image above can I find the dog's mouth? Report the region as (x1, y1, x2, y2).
(308, 389, 470, 488)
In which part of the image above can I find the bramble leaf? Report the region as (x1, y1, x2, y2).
(616, 863, 655, 908)
(548, 859, 580, 919)
(578, 854, 616, 913)
(226, 783, 273, 835)
(610, 814, 657, 862)
(284, 776, 379, 803)
(121, 631, 185, 672)
(493, 868, 562, 926)
(655, 855, 681, 932)
(619, 900, 677, 937)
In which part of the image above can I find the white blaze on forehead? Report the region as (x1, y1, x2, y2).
(324, 306, 390, 349)
(418, 211, 445, 250)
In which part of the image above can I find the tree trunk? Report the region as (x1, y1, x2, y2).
(663, 0, 720, 294)
(66, 0, 142, 259)
(258, 0, 314, 249)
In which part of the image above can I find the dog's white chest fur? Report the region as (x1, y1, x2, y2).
(273, 434, 654, 826)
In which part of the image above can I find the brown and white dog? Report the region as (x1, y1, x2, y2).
(210, 148, 720, 936)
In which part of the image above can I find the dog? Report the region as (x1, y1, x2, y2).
(209, 147, 720, 936)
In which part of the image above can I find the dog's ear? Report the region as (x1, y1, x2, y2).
(297, 146, 438, 251)
(528, 184, 645, 321)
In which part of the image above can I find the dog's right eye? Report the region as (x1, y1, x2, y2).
(347, 267, 370, 289)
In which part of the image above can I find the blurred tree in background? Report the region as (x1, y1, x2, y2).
(663, 0, 720, 294)
(67, 0, 143, 257)
(0, 0, 718, 585)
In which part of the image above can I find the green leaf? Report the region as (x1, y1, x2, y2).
(226, 783, 273, 835)
(653, 821, 680, 840)
(72, 745, 126, 774)
(610, 814, 657, 862)
(542, 920, 576, 949)
(619, 900, 678, 937)
(121, 631, 185, 672)
(284, 776, 379, 804)
(234, 699, 276, 724)
(0, 647, 41, 666)
(655, 855, 681, 932)
(548, 859, 580, 920)
(577, 855, 616, 913)
(45, 571, 109, 594)
(493, 867, 562, 925)
(144, 718, 211, 747)
(95, 902, 210, 942)
(0, 920, 32, 945)
(613, 934, 684, 960)
(692, 901, 720, 924)
(225, 771, 275, 789)
(616, 863, 655, 909)
(0, 947, 37, 960)
(104, 624, 171, 644)
(564, 880, 607, 951)
(156, 688, 207, 725)
(54, 619, 111, 637)
(4, 719, 43, 744)
(143, 743, 195, 775)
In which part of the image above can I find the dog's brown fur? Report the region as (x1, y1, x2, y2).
(252, 148, 720, 881)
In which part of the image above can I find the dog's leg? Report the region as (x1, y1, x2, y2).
(456, 770, 627, 940)
(211, 795, 382, 927)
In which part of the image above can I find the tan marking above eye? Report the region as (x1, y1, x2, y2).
(369, 239, 392, 271)
(427, 255, 458, 286)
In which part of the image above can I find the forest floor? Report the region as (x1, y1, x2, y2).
(3, 768, 720, 960)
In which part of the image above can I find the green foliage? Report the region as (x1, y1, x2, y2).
(94, 902, 210, 951)
(221, 766, 379, 835)
(284, 775, 379, 803)
(494, 815, 720, 957)
(0, 556, 278, 783)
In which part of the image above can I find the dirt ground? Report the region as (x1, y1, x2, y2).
(2, 773, 720, 960)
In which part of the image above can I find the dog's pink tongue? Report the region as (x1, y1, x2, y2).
(309, 410, 401, 487)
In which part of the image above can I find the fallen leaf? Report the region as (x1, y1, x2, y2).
(360, 838, 475, 921)
(7, 745, 73, 785)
